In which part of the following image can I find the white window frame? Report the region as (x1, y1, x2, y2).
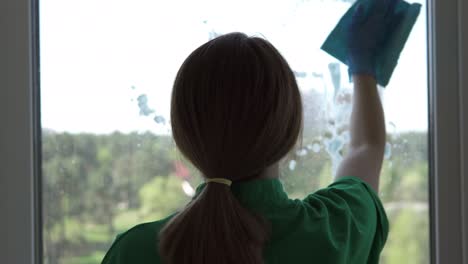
(0, 0, 466, 263)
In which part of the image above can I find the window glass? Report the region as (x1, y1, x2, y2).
(40, 0, 428, 263)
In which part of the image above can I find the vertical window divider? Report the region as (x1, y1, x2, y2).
(0, 0, 39, 263)
(458, 0, 468, 262)
(31, 0, 43, 262)
(429, 0, 467, 263)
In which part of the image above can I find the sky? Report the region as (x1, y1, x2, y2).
(39, 0, 428, 134)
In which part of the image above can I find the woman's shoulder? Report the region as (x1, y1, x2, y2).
(299, 176, 389, 262)
(116, 218, 167, 245)
(101, 215, 174, 264)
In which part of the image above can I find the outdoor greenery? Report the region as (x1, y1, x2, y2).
(42, 130, 429, 264)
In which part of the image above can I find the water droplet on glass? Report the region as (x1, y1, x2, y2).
(324, 136, 345, 176)
(311, 72, 323, 78)
(384, 142, 392, 159)
(294, 71, 307, 78)
(154, 115, 166, 124)
(312, 143, 321, 153)
(181, 180, 195, 197)
(296, 149, 308, 156)
(327, 138, 343, 153)
(137, 94, 155, 116)
(341, 130, 350, 142)
(289, 160, 297, 171)
(323, 131, 333, 139)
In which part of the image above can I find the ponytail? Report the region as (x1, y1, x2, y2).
(162, 32, 303, 264)
(159, 183, 269, 264)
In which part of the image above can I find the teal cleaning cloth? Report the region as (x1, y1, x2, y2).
(321, 0, 421, 87)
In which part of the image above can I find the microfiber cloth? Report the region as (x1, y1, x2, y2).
(321, 0, 421, 87)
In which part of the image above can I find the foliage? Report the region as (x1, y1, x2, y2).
(138, 176, 191, 220)
(382, 209, 430, 264)
(42, 131, 429, 264)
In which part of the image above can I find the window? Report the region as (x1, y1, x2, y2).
(38, 0, 429, 263)
(3, 0, 467, 263)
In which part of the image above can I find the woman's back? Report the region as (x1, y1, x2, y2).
(102, 177, 388, 264)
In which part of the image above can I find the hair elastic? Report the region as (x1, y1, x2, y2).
(205, 178, 232, 186)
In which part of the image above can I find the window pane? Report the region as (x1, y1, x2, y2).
(40, 0, 428, 263)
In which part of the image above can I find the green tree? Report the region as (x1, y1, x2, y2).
(382, 209, 429, 264)
(139, 176, 191, 221)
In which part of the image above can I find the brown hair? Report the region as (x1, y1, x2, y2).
(159, 32, 303, 264)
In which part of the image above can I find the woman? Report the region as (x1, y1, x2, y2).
(102, 2, 390, 263)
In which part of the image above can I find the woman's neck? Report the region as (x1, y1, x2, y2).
(257, 163, 279, 179)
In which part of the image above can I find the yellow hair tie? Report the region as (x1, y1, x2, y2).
(206, 178, 232, 186)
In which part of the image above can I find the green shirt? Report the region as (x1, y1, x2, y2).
(102, 176, 389, 264)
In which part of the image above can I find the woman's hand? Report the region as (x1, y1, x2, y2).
(347, 0, 400, 77)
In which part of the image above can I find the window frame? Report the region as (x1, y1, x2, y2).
(0, 0, 42, 263)
(428, 0, 468, 262)
(0, 0, 466, 263)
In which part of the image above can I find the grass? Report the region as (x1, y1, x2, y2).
(83, 225, 112, 243)
(113, 208, 142, 232)
(62, 251, 105, 264)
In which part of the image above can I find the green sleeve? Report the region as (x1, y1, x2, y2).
(303, 176, 389, 263)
